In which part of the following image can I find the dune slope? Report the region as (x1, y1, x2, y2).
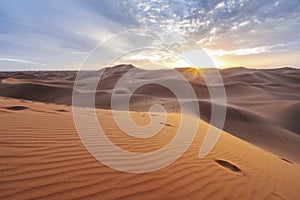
(0, 97, 300, 199)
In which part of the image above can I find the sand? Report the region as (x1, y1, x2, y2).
(0, 97, 300, 199)
(1, 65, 299, 163)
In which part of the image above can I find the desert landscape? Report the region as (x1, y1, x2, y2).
(1, 0, 300, 199)
(0, 65, 300, 199)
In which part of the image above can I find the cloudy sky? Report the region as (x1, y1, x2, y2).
(0, 0, 299, 70)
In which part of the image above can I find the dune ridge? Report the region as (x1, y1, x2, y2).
(1, 65, 299, 163)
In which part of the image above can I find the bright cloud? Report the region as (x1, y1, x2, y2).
(0, 0, 299, 70)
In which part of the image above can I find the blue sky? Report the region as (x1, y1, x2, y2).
(0, 0, 299, 70)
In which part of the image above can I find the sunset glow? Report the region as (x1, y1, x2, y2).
(0, 0, 299, 70)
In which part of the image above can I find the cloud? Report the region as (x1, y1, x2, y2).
(116, 0, 300, 58)
(0, 0, 299, 70)
(208, 46, 272, 56)
(0, 0, 127, 70)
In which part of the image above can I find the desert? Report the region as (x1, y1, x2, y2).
(0, 66, 299, 199)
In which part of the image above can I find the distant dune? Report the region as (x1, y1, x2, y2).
(0, 65, 300, 164)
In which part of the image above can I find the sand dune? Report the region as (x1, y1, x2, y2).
(1, 65, 299, 163)
(0, 97, 300, 199)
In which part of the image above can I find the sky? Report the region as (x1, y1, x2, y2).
(0, 0, 299, 70)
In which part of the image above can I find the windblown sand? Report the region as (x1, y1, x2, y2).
(0, 97, 299, 199)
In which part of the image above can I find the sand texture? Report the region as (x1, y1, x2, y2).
(0, 97, 300, 199)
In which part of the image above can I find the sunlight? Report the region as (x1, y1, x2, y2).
(129, 48, 231, 69)
(165, 59, 192, 68)
(159, 50, 229, 69)
(211, 56, 228, 68)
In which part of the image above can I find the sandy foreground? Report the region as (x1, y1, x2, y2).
(0, 97, 300, 200)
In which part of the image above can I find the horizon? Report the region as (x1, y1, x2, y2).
(0, 64, 299, 72)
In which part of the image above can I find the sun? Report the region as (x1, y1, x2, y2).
(205, 50, 228, 68)
(173, 49, 229, 69)
(154, 49, 229, 69)
(210, 56, 227, 68)
(165, 59, 192, 68)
